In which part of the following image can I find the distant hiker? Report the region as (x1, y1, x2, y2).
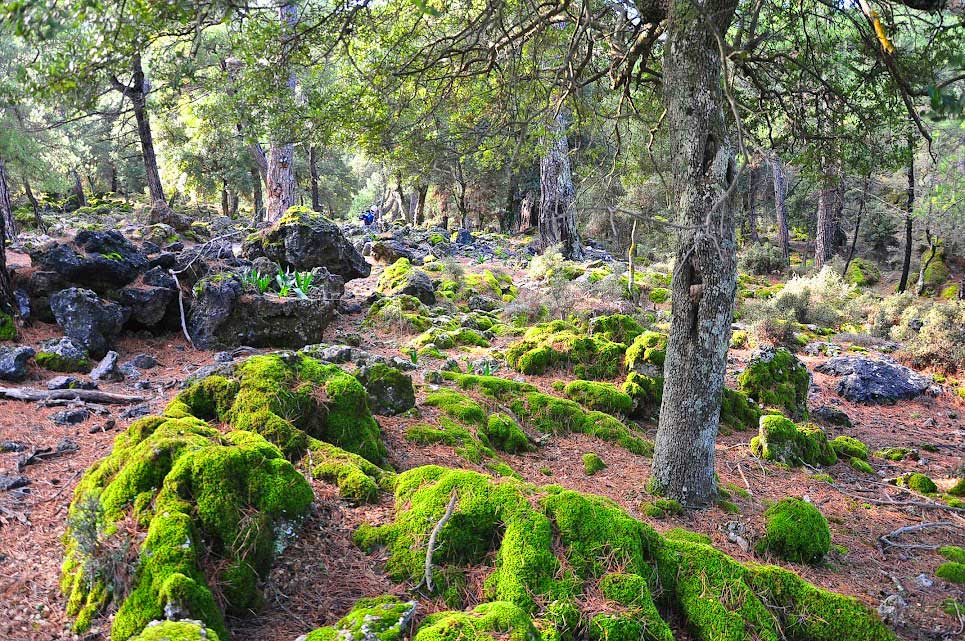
(359, 209, 375, 230)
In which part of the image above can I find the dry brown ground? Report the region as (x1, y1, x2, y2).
(0, 250, 963, 641)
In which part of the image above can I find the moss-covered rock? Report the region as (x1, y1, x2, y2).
(624, 331, 667, 372)
(621, 372, 663, 420)
(365, 295, 433, 333)
(424, 389, 487, 426)
(845, 258, 881, 286)
(377, 258, 436, 305)
(355, 363, 416, 416)
(830, 435, 869, 461)
(480, 413, 533, 454)
(582, 453, 606, 475)
(757, 498, 830, 564)
(303, 595, 418, 641)
(0, 311, 15, 340)
(129, 620, 222, 641)
(750, 415, 837, 467)
(506, 321, 627, 379)
(894, 472, 938, 494)
(949, 478, 965, 497)
(563, 380, 633, 415)
(357, 467, 895, 641)
(738, 347, 810, 419)
(588, 314, 644, 344)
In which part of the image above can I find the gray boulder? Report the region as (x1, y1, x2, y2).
(0, 346, 35, 381)
(815, 357, 932, 404)
(241, 207, 370, 280)
(90, 351, 123, 382)
(355, 363, 415, 416)
(36, 337, 91, 373)
(50, 288, 127, 358)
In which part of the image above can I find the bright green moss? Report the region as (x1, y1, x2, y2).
(377, 257, 416, 294)
(663, 528, 711, 545)
(481, 414, 533, 454)
(750, 415, 836, 467)
(424, 389, 487, 426)
(757, 498, 830, 564)
(36, 350, 90, 373)
(647, 287, 670, 304)
(720, 387, 762, 431)
(129, 620, 222, 641)
(850, 457, 874, 474)
(365, 295, 433, 332)
(415, 602, 539, 641)
(737, 348, 810, 419)
(940, 545, 965, 564)
(642, 498, 682, 519)
(582, 453, 606, 475)
(0, 311, 15, 340)
(506, 321, 628, 380)
(563, 380, 633, 415)
(487, 461, 523, 479)
(875, 447, 911, 461)
(624, 331, 667, 371)
(588, 314, 644, 344)
(441, 371, 537, 400)
(406, 418, 493, 463)
(310, 439, 392, 503)
(896, 472, 938, 494)
(621, 372, 663, 419)
(304, 596, 417, 641)
(935, 562, 965, 584)
(845, 258, 881, 286)
(729, 329, 749, 349)
(949, 478, 965, 497)
(830, 435, 869, 460)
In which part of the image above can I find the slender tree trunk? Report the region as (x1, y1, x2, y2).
(521, 190, 537, 230)
(71, 169, 87, 209)
(538, 108, 583, 260)
(111, 56, 165, 209)
(251, 168, 265, 222)
(897, 137, 915, 293)
(650, 0, 739, 507)
(770, 153, 790, 266)
(842, 175, 869, 279)
(395, 174, 406, 222)
(229, 191, 239, 217)
(0, 159, 16, 244)
(23, 177, 45, 233)
(501, 173, 519, 233)
(221, 182, 230, 218)
(266, 1, 298, 221)
(309, 146, 322, 212)
(0, 159, 16, 318)
(814, 185, 837, 269)
(109, 163, 118, 193)
(414, 183, 428, 226)
(915, 228, 939, 296)
(747, 163, 759, 243)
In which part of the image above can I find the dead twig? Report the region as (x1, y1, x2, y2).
(0, 386, 146, 404)
(423, 489, 458, 592)
(879, 521, 964, 551)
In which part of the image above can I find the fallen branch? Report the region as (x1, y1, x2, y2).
(0, 386, 146, 404)
(169, 269, 195, 348)
(424, 489, 458, 592)
(879, 521, 964, 551)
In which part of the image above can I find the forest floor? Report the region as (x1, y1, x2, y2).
(0, 246, 963, 641)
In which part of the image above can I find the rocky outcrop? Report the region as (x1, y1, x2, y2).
(241, 206, 370, 280)
(50, 288, 127, 358)
(815, 357, 933, 404)
(355, 363, 416, 416)
(29, 230, 148, 292)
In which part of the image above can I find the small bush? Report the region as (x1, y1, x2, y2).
(740, 242, 785, 275)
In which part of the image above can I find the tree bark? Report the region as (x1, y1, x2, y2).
(915, 228, 939, 296)
(650, 0, 739, 507)
(111, 56, 165, 209)
(251, 167, 265, 222)
(842, 175, 869, 279)
(309, 145, 322, 212)
(266, 1, 298, 221)
(746, 163, 759, 243)
(221, 181, 230, 218)
(769, 153, 790, 266)
(897, 136, 915, 293)
(520, 190, 537, 231)
(71, 169, 87, 209)
(815, 184, 835, 269)
(413, 183, 428, 226)
(538, 108, 583, 260)
(23, 177, 45, 232)
(0, 159, 15, 312)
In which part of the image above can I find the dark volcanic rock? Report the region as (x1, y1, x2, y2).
(370, 240, 422, 266)
(50, 288, 127, 358)
(0, 345, 35, 382)
(811, 405, 853, 427)
(118, 285, 176, 328)
(36, 337, 91, 373)
(90, 351, 123, 382)
(815, 356, 932, 404)
(241, 207, 370, 280)
(355, 363, 416, 416)
(188, 274, 335, 349)
(51, 408, 90, 425)
(29, 230, 148, 291)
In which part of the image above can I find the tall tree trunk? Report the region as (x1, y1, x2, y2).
(650, 0, 738, 507)
(915, 228, 938, 296)
(109, 163, 118, 193)
(0, 159, 16, 244)
(520, 190, 537, 230)
(251, 167, 265, 223)
(266, 1, 298, 221)
(229, 191, 239, 218)
(71, 169, 87, 209)
(747, 163, 759, 243)
(23, 176, 46, 233)
(413, 183, 428, 226)
(769, 153, 790, 266)
(538, 108, 583, 260)
(395, 174, 406, 222)
(0, 159, 16, 314)
(309, 146, 322, 213)
(897, 136, 915, 293)
(501, 173, 519, 233)
(111, 56, 165, 209)
(842, 174, 869, 279)
(221, 182, 230, 218)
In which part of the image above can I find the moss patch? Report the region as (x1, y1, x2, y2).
(750, 415, 836, 467)
(624, 331, 667, 371)
(738, 348, 810, 419)
(582, 453, 606, 476)
(563, 380, 633, 415)
(757, 498, 830, 564)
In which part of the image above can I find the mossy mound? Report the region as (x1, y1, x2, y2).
(720, 387, 763, 431)
(365, 295, 433, 332)
(438, 269, 517, 304)
(757, 498, 830, 564)
(506, 320, 628, 379)
(621, 372, 663, 419)
(588, 314, 644, 344)
(563, 380, 633, 415)
(413, 326, 490, 350)
(624, 331, 668, 372)
(441, 371, 537, 400)
(830, 435, 869, 461)
(894, 472, 938, 494)
(0, 311, 15, 340)
(949, 478, 965, 497)
(738, 347, 810, 420)
(129, 620, 222, 641)
(481, 413, 534, 454)
(750, 415, 837, 467)
(406, 418, 495, 464)
(845, 258, 881, 286)
(356, 467, 895, 641)
(582, 453, 606, 475)
(63, 353, 393, 640)
(303, 595, 418, 641)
